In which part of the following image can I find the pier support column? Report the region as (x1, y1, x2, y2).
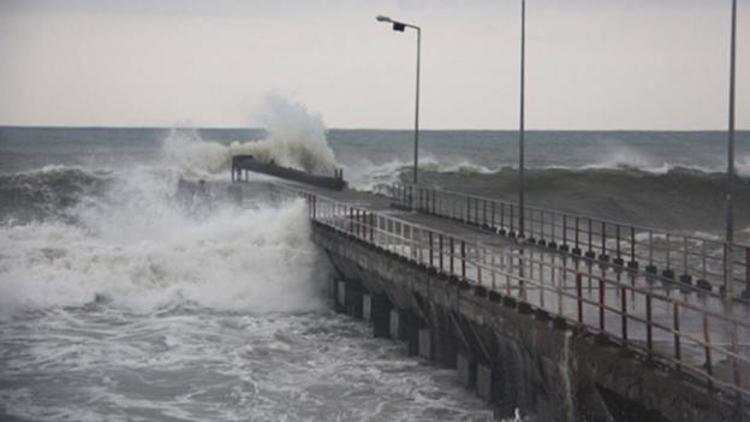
(476, 363, 495, 402)
(405, 311, 421, 356)
(335, 279, 346, 313)
(418, 328, 432, 360)
(389, 309, 406, 341)
(457, 353, 477, 389)
(369, 294, 391, 338)
(363, 294, 372, 321)
(434, 309, 458, 368)
(334, 279, 363, 318)
(345, 283, 363, 319)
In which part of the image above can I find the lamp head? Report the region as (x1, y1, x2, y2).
(376, 15, 392, 23)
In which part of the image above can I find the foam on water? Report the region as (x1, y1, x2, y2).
(0, 308, 494, 421)
(0, 167, 325, 319)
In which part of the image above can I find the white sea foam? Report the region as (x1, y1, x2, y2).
(0, 166, 326, 319)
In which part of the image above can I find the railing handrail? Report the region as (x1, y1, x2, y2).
(285, 187, 750, 407)
(393, 181, 750, 250)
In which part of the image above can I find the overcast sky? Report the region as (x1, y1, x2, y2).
(0, 0, 747, 129)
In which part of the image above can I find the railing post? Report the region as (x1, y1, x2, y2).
(681, 237, 692, 285)
(587, 218, 594, 258)
(629, 226, 636, 269)
(357, 207, 362, 236)
(349, 207, 354, 233)
(599, 277, 605, 331)
(576, 273, 583, 324)
(450, 237, 455, 274)
(429, 231, 434, 267)
(483, 199, 487, 227)
(615, 224, 622, 265)
(439, 234, 444, 271)
(478, 245, 483, 285)
(621, 286, 627, 341)
(673, 303, 681, 370)
(647, 231, 655, 273)
(599, 221, 609, 262)
(506, 254, 513, 296)
(461, 240, 466, 279)
(703, 314, 714, 392)
(465, 196, 471, 223)
(666, 233, 672, 274)
(646, 294, 653, 357)
(370, 212, 374, 242)
(501, 203, 506, 233)
(731, 323, 741, 390)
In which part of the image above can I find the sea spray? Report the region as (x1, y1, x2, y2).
(162, 94, 336, 177)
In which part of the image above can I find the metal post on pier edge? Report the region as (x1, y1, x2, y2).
(724, 0, 738, 296)
(375, 15, 421, 188)
(517, 0, 527, 238)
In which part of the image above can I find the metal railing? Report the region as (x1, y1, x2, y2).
(386, 183, 750, 298)
(294, 189, 750, 412)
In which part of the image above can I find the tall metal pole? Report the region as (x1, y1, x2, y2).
(376, 16, 421, 190)
(518, 0, 526, 238)
(724, 0, 738, 295)
(414, 28, 421, 186)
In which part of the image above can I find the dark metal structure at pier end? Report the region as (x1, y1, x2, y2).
(231, 155, 346, 191)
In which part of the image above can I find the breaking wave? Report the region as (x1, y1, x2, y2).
(418, 166, 750, 234)
(0, 95, 337, 318)
(0, 161, 326, 319)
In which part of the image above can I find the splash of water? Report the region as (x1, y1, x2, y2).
(162, 94, 337, 178)
(0, 167, 326, 319)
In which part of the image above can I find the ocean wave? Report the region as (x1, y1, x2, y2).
(0, 165, 112, 224)
(0, 197, 326, 319)
(417, 166, 750, 234)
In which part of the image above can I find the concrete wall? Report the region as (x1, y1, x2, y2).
(313, 222, 740, 421)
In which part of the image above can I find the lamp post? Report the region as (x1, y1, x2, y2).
(518, 0, 527, 238)
(724, 0, 739, 295)
(376, 15, 421, 187)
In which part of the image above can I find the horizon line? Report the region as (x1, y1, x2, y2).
(1, 124, 749, 133)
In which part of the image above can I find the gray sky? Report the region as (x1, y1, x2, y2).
(0, 0, 747, 129)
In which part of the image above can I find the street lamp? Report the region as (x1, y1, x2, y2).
(376, 15, 422, 187)
(518, 0, 527, 239)
(725, 0, 739, 295)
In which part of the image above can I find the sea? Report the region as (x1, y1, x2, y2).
(1, 118, 749, 421)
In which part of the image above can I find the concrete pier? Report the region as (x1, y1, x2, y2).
(230, 179, 750, 421)
(314, 221, 744, 421)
